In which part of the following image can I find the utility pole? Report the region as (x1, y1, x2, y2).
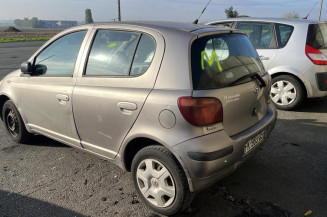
(118, 0, 121, 21)
(319, 0, 323, 21)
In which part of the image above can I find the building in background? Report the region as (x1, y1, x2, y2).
(41, 20, 77, 28)
(14, 18, 77, 29)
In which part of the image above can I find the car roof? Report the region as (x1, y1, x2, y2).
(81, 21, 219, 33)
(207, 17, 326, 26)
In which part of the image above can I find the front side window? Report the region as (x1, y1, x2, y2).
(276, 24, 294, 48)
(191, 33, 265, 90)
(237, 22, 274, 49)
(34, 31, 86, 76)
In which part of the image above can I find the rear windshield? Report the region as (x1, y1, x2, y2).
(307, 23, 327, 49)
(191, 33, 265, 90)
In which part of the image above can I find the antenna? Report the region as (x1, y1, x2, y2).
(303, 1, 318, 19)
(118, 0, 121, 21)
(318, 0, 323, 21)
(193, 0, 213, 24)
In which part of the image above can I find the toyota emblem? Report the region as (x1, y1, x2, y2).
(254, 84, 260, 94)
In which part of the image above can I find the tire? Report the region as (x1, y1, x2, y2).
(131, 145, 193, 216)
(270, 75, 305, 110)
(2, 100, 31, 143)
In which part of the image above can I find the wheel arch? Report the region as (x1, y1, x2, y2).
(0, 94, 30, 133)
(120, 136, 194, 192)
(0, 95, 11, 121)
(122, 137, 161, 172)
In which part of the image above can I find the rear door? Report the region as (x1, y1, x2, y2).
(236, 22, 278, 70)
(73, 28, 164, 159)
(191, 33, 270, 136)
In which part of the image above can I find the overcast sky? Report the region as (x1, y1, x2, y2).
(0, 0, 324, 22)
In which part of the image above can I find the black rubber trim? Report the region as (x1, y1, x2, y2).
(188, 146, 234, 162)
(316, 72, 327, 91)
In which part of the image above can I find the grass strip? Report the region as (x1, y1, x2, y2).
(0, 37, 51, 43)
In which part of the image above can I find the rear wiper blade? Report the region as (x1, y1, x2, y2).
(252, 73, 266, 87)
(228, 72, 266, 87)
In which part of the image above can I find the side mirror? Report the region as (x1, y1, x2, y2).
(21, 61, 32, 74)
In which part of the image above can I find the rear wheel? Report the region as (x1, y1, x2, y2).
(2, 100, 31, 143)
(131, 145, 193, 216)
(270, 75, 305, 110)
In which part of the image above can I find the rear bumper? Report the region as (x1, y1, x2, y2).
(316, 72, 327, 91)
(302, 66, 327, 98)
(173, 103, 277, 192)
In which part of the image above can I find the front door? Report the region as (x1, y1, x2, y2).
(20, 30, 87, 147)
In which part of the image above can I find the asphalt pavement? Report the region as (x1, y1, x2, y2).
(0, 41, 326, 217)
(0, 41, 45, 79)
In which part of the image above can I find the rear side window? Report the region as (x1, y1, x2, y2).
(86, 30, 140, 76)
(85, 30, 156, 77)
(276, 24, 294, 48)
(237, 22, 275, 49)
(130, 34, 156, 76)
(307, 24, 327, 49)
(191, 34, 265, 90)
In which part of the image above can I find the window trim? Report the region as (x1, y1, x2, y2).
(127, 33, 142, 76)
(29, 29, 88, 77)
(82, 29, 157, 78)
(236, 21, 278, 49)
(275, 23, 294, 49)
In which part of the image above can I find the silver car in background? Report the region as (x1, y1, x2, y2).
(0, 22, 276, 215)
(208, 18, 327, 110)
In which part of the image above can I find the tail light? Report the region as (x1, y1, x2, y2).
(305, 44, 327, 65)
(178, 97, 222, 126)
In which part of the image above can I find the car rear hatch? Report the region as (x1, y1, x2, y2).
(190, 32, 270, 136)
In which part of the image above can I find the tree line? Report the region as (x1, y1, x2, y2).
(224, 6, 300, 19)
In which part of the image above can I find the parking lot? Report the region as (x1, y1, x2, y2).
(0, 41, 326, 217)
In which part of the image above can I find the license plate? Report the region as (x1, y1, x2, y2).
(244, 130, 266, 155)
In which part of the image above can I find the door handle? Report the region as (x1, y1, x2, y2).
(117, 102, 137, 111)
(259, 55, 270, 61)
(56, 94, 69, 102)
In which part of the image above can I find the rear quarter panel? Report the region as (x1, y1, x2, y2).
(268, 23, 311, 77)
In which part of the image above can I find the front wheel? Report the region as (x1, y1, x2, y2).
(131, 145, 193, 216)
(270, 75, 305, 110)
(2, 100, 31, 143)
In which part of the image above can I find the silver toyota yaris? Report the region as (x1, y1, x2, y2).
(0, 21, 277, 215)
